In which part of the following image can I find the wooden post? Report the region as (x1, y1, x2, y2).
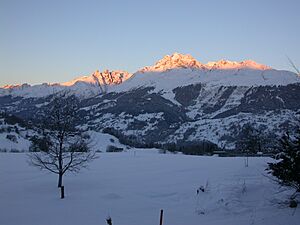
(106, 216, 112, 225)
(60, 186, 65, 199)
(159, 209, 163, 225)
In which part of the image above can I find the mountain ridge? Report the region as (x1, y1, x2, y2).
(140, 53, 272, 72)
(0, 53, 299, 99)
(1, 52, 295, 89)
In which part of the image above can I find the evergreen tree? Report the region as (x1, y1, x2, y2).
(236, 124, 264, 154)
(267, 129, 300, 192)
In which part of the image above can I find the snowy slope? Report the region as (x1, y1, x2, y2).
(0, 109, 130, 152)
(0, 152, 299, 225)
(88, 131, 128, 152)
(0, 118, 32, 152)
(0, 132, 31, 152)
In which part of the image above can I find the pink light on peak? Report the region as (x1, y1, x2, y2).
(206, 59, 271, 70)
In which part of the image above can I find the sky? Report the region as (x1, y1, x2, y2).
(1, 0, 300, 86)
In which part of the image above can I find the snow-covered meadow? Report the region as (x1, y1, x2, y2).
(0, 150, 299, 225)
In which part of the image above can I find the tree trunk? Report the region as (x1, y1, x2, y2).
(60, 186, 65, 199)
(58, 172, 63, 188)
(58, 138, 63, 188)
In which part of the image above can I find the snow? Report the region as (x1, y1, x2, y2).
(140, 52, 206, 72)
(0, 151, 299, 225)
(167, 110, 297, 149)
(141, 53, 271, 73)
(0, 122, 32, 152)
(135, 112, 164, 122)
(112, 68, 299, 95)
(0, 132, 31, 152)
(62, 70, 132, 87)
(88, 131, 126, 152)
(0, 83, 66, 98)
(206, 59, 271, 70)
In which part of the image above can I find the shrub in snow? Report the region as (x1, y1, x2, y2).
(196, 180, 209, 194)
(106, 216, 112, 225)
(159, 149, 167, 154)
(0, 148, 8, 152)
(6, 134, 17, 143)
(196, 186, 205, 194)
(290, 199, 298, 208)
(14, 126, 19, 134)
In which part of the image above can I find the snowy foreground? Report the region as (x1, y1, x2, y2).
(0, 151, 299, 225)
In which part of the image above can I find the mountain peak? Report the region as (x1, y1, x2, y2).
(140, 52, 206, 72)
(139, 53, 272, 73)
(62, 69, 132, 86)
(1, 83, 31, 89)
(240, 60, 271, 70)
(206, 59, 271, 70)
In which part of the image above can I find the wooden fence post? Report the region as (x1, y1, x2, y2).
(159, 209, 163, 225)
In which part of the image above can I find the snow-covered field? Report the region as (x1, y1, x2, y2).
(0, 151, 299, 225)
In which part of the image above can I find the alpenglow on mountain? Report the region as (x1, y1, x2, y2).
(1, 53, 300, 150)
(0, 70, 132, 98)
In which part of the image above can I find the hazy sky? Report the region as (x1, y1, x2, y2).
(1, 0, 300, 86)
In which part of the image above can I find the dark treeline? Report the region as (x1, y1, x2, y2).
(103, 127, 220, 155)
(0, 112, 28, 128)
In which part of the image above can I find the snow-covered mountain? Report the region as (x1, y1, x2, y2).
(1, 53, 299, 98)
(62, 69, 132, 87)
(113, 53, 298, 94)
(0, 70, 132, 98)
(140, 52, 271, 72)
(1, 53, 300, 150)
(140, 52, 207, 72)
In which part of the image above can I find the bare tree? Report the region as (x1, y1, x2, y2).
(28, 94, 97, 198)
